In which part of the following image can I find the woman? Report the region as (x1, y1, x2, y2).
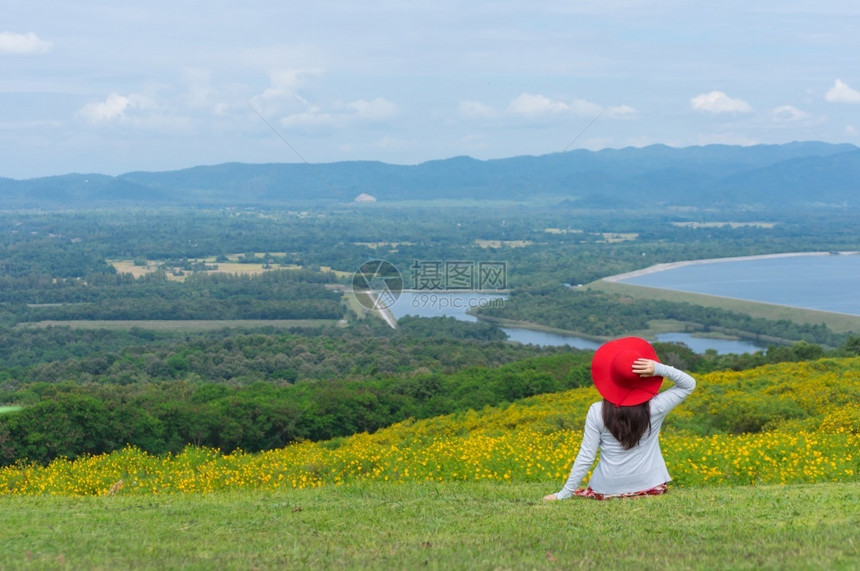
(543, 337, 696, 501)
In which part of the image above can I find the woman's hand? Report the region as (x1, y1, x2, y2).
(632, 358, 656, 378)
(542, 493, 559, 501)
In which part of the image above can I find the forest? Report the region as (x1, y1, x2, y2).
(1, 203, 859, 465)
(2, 323, 858, 465)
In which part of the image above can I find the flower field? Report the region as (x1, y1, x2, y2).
(1, 358, 858, 496)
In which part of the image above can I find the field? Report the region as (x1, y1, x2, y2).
(590, 279, 860, 335)
(108, 256, 300, 281)
(1, 482, 857, 569)
(1, 358, 858, 567)
(108, 255, 353, 281)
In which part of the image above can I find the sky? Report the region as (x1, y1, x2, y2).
(2, 0, 859, 179)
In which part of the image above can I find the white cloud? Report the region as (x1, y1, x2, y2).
(605, 104, 636, 119)
(280, 107, 334, 128)
(506, 93, 630, 118)
(458, 100, 497, 119)
(825, 79, 860, 103)
(259, 69, 319, 101)
(565, 98, 604, 116)
(251, 68, 323, 116)
(76, 92, 189, 131)
(249, 70, 401, 131)
(180, 68, 215, 109)
(346, 98, 398, 120)
(690, 91, 752, 113)
(0, 31, 52, 54)
(771, 105, 809, 122)
(507, 93, 570, 115)
(78, 93, 131, 122)
(280, 98, 397, 129)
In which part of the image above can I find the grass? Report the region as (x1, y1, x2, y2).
(0, 406, 22, 415)
(344, 290, 374, 316)
(590, 280, 860, 335)
(1, 482, 857, 569)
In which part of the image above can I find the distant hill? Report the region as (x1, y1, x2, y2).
(1, 142, 857, 209)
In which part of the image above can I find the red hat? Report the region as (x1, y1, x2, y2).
(591, 337, 663, 406)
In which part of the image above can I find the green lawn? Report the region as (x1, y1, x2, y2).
(1, 482, 857, 569)
(590, 279, 860, 335)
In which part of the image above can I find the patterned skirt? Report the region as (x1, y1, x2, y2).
(573, 483, 668, 500)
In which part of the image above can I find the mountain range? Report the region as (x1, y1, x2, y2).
(2, 142, 858, 210)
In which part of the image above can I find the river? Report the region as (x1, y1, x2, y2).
(387, 291, 766, 354)
(387, 252, 860, 353)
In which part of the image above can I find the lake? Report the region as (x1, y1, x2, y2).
(388, 291, 765, 354)
(386, 253, 860, 353)
(612, 252, 860, 316)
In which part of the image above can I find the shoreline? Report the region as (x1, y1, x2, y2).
(471, 314, 608, 342)
(604, 250, 860, 283)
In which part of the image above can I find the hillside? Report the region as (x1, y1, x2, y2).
(2, 356, 856, 495)
(1, 142, 857, 209)
(2, 356, 857, 568)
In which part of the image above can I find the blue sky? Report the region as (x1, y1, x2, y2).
(2, 0, 859, 179)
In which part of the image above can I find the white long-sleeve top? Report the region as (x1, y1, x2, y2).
(555, 362, 696, 498)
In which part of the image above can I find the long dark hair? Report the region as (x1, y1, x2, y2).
(602, 400, 652, 450)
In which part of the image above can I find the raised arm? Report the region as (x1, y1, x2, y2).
(649, 361, 696, 416)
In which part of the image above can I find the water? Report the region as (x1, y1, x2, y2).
(389, 291, 763, 354)
(615, 252, 860, 316)
(386, 254, 860, 353)
(498, 328, 602, 350)
(388, 292, 503, 322)
(655, 332, 767, 354)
